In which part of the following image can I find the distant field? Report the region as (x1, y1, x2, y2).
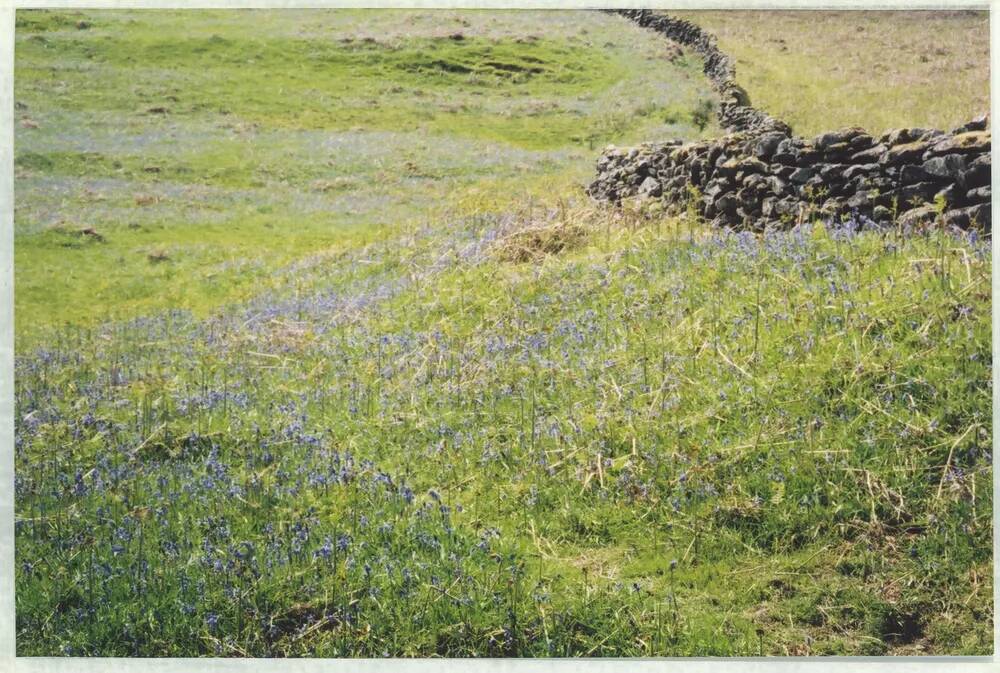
(13, 8, 716, 343)
(673, 10, 990, 137)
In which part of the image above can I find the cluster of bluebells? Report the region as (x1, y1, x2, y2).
(13, 211, 992, 655)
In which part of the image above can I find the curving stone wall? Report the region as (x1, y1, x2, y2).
(588, 10, 992, 232)
(606, 9, 790, 136)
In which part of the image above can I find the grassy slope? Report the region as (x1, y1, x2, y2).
(14, 8, 716, 344)
(672, 10, 990, 137)
(13, 9, 993, 658)
(15, 210, 992, 656)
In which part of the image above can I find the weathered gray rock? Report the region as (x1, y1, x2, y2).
(819, 164, 847, 182)
(967, 185, 990, 202)
(899, 164, 931, 184)
(851, 144, 887, 164)
(587, 12, 989, 233)
(883, 141, 930, 165)
(789, 166, 815, 184)
(873, 205, 893, 222)
(935, 183, 964, 207)
(925, 131, 990, 158)
(754, 132, 788, 160)
(964, 203, 991, 229)
(944, 203, 991, 230)
(715, 192, 737, 216)
(898, 181, 938, 205)
(637, 176, 662, 197)
(923, 154, 967, 179)
(879, 128, 929, 146)
(846, 191, 873, 209)
(961, 154, 991, 188)
(843, 163, 878, 181)
(897, 204, 939, 229)
(952, 113, 989, 134)
(766, 175, 789, 195)
(814, 128, 866, 151)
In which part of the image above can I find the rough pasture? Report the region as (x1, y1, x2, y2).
(12, 9, 993, 657)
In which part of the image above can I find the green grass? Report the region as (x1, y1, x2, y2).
(14, 9, 717, 344)
(18, 33, 626, 146)
(13, 8, 993, 658)
(672, 10, 990, 137)
(15, 211, 992, 656)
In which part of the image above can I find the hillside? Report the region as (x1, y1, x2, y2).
(12, 9, 993, 657)
(14, 8, 717, 342)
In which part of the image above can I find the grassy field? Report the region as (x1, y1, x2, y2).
(673, 10, 990, 138)
(13, 9, 993, 657)
(14, 8, 716, 344)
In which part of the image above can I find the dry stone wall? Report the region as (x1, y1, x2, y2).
(588, 10, 992, 232)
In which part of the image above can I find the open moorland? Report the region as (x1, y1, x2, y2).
(13, 9, 992, 657)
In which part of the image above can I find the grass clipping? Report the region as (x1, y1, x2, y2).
(490, 201, 675, 263)
(491, 211, 588, 263)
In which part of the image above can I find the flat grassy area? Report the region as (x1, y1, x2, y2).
(13, 9, 993, 658)
(672, 10, 990, 137)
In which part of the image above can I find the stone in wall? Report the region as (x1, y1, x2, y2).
(589, 122, 991, 232)
(588, 12, 991, 233)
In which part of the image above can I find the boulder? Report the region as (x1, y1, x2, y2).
(789, 166, 815, 184)
(637, 176, 662, 197)
(966, 185, 991, 203)
(851, 144, 887, 164)
(819, 197, 846, 217)
(737, 157, 769, 174)
(879, 128, 929, 146)
(754, 132, 788, 161)
(813, 127, 867, 151)
(918, 129, 946, 143)
(771, 165, 795, 181)
(843, 163, 878, 181)
(935, 183, 965, 208)
(766, 175, 789, 195)
(899, 164, 931, 184)
(951, 113, 989, 134)
(819, 163, 847, 182)
(742, 173, 768, 191)
(898, 181, 938, 205)
(715, 192, 738, 216)
(925, 131, 991, 158)
(882, 141, 930, 165)
(963, 203, 991, 230)
(823, 134, 875, 160)
(922, 154, 967, 179)
(897, 204, 939, 229)
(846, 191, 873, 209)
(944, 203, 991, 231)
(961, 154, 991, 188)
(774, 197, 800, 217)
(771, 138, 803, 165)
